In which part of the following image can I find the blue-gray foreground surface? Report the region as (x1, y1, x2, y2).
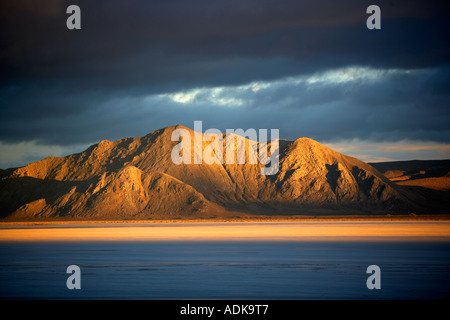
(1, 241, 449, 299)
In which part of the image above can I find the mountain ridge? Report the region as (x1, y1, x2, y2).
(0, 125, 439, 220)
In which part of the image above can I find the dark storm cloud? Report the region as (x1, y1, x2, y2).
(0, 0, 449, 150)
(2, 0, 449, 86)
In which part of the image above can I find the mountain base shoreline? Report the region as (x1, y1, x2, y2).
(1, 214, 450, 225)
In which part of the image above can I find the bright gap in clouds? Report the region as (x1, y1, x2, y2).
(0, 141, 91, 169)
(323, 139, 450, 163)
(156, 66, 433, 107)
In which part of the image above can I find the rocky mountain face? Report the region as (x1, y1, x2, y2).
(0, 125, 416, 220)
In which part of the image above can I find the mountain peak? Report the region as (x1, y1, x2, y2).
(149, 124, 192, 135)
(291, 137, 332, 151)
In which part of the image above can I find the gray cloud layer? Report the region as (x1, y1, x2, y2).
(1, 0, 449, 152)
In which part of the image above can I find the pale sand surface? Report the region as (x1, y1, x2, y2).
(0, 221, 449, 242)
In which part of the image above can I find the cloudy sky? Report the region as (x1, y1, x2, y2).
(1, 0, 449, 168)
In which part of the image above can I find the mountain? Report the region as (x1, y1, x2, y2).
(0, 125, 432, 220)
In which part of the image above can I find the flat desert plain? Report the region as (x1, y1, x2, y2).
(1, 220, 449, 242)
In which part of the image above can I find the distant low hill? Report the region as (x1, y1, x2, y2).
(370, 160, 450, 214)
(0, 126, 447, 220)
(370, 160, 450, 187)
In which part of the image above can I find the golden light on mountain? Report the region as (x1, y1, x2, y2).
(0, 125, 448, 220)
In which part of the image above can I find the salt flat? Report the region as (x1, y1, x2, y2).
(1, 221, 449, 242)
